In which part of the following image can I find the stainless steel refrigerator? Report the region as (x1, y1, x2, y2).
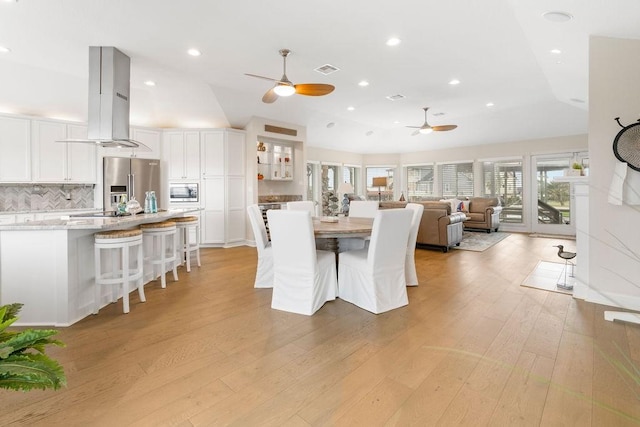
(103, 157, 161, 211)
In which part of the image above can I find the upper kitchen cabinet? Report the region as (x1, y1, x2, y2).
(31, 120, 97, 183)
(130, 127, 161, 159)
(0, 115, 31, 182)
(66, 124, 97, 183)
(165, 131, 200, 180)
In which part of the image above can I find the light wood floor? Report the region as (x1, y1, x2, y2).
(2, 233, 639, 426)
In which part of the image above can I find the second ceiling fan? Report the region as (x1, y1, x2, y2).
(407, 107, 458, 135)
(245, 49, 335, 103)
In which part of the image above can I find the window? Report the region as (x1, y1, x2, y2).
(406, 165, 435, 201)
(483, 160, 523, 224)
(306, 162, 318, 202)
(321, 164, 340, 191)
(366, 167, 394, 201)
(439, 162, 473, 197)
(342, 165, 360, 194)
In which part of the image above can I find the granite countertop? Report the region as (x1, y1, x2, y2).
(0, 208, 200, 231)
(0, 208, 102, 215)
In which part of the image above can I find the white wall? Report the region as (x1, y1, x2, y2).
(588, 36, 640, 311)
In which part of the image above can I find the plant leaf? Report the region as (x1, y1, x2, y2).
(1, 329, 64, 359)
(0, 353, 66, 391)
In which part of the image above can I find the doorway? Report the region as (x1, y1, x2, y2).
(531, 154, 576, 235)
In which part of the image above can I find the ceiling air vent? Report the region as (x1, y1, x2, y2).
(314, 64, 340, 75)
(386, 94, 406, 101)
(265, 124, 297, 137)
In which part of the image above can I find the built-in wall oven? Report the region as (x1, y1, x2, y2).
(169, 182, 199, 203)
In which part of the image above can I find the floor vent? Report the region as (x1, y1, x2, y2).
(315, 64, 340, 75)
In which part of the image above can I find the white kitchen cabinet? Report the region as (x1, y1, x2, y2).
(66, 125, 97, 183)
(130, 127, 162, 159)
(200, 131, 224, 176)
(200, 129, 246, 246)
(0, 115, 31, 182)
(165, 131, 200, 180)
(201, 176, 225, 244)
(31, 120, 96, 183)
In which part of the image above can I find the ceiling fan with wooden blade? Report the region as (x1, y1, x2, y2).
(406, 107, 458, 135)
(245, 49, 335, 103)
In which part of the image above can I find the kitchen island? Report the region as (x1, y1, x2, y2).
(0, 209, 199, 326)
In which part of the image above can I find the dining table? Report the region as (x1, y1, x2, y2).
(312, 216, 374, 253)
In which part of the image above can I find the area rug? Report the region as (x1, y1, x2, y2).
(453, 231, 510, 252)
(520, 260, 574, 295)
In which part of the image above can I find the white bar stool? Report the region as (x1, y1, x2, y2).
(94, 228, 145, 314)
(140, 220, 179, 288)
(173, 216, 201, 272)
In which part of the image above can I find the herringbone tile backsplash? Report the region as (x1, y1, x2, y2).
(0, 184, 95, 212)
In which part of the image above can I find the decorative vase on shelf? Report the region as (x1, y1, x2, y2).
(399, 192, 406, 202)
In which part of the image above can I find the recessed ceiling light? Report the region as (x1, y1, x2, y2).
(393, 120, 400, 124)
(144, 80, 156, 86)
(550, 49, 562, 54)
(0, 46, 11, 53)
(386, 37, 401, 46)
(358, 80, 369, 87)
(486, 102, 495, 107)
(326, 122, 336, 128)
(449, 79, 460, 85)
(366, 131, 374, 136)
(347, 106, 355, 111)
(543, 11, 573, 22)
(570, 98, 585, 104)
(187, 48, 201, 57)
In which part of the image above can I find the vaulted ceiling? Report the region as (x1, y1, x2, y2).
(1, 0, 639, 153)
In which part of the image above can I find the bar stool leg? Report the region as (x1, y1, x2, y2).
(122, 244, 130, 313)
(184, 226, 192, 272)
(136, 241, 146, 303)
(171, 232, 179, 280)
(94, 245, 101, 314)
(159, 233, 167, 288)
(195, 223, 201, 268)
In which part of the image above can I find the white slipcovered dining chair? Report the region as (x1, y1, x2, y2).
(348, 200, 379, 218)
(247, 204, 274, 288)
(338, 209, 413, 314)
(405, 203, 425, 286)
(340, 200, 379, 251)
(287, 201, 316, 216)
(266, 210, 337, 315)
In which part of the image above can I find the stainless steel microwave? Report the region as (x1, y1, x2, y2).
(169, 182, 199, 203)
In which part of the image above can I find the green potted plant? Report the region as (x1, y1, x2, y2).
(572, 162, 584, 176)
(0, 303, 66, 391)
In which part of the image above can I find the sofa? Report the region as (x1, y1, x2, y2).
(379, 201, 466, 252)
(462, 197, 502, 233)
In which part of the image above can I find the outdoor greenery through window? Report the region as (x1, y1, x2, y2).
(483, 160, 523, 224)
(365, 167, 394, 201)
(439, 162, 473, 198)
(406, 165, 435, 201)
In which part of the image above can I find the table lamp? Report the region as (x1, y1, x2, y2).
(372, 177, 387, 201)
(337, 182, 354, 214)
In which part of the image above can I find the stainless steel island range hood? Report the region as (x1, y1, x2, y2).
(60, 46, 147, 149)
